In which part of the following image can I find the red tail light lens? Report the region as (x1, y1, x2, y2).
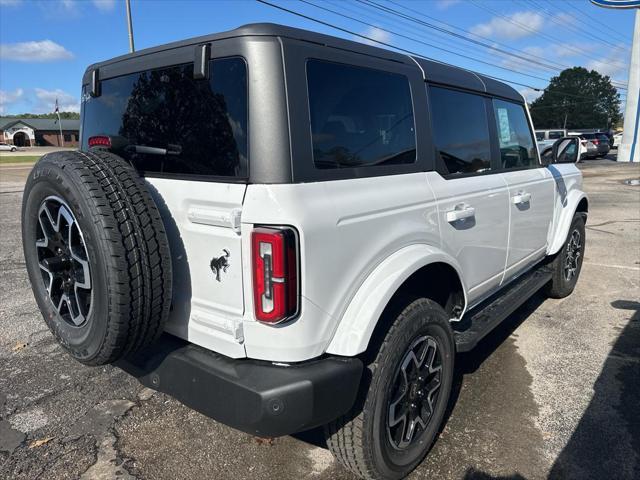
(592, 139, 600, 145)
(88, 135, 111, 148)
(252, 227, 298, 324)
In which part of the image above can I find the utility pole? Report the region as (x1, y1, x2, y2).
(618, 8, 639, 162)
(591, 1, 639, 162)
(125, 0, 135, 53)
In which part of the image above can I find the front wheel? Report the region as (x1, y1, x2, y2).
(325, 298, 454, 480)
(545, 213, 585, 298)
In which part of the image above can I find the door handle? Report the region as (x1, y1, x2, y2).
(511, 191, 531, 205)
(446, 204, 475, 223)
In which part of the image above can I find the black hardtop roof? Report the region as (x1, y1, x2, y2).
(85, 22, 522, 103)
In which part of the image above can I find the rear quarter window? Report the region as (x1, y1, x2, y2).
(81, 57, 248, 179)
(306, 59, 416, 169)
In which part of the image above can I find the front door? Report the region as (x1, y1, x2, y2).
(490, 99, 555, 281)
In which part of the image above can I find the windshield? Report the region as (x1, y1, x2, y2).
(81, 58, 248, 179)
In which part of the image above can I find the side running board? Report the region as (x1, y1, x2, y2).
(454, 263, 553, 352)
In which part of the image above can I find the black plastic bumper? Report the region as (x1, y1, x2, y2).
(116, 334, 364, 437)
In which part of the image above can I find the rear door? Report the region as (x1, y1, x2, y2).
(427, 86, 509, 305)
(491, 99, 554, 280)
(81, 56, 250, 357)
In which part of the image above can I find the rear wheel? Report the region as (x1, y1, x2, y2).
(545, 213, 585, 299)
(325, 298, 454, 480)
(22, 150, 172, 365)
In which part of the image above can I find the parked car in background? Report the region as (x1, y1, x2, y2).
(538, 134, 595, 161)
(535, 129, 567, 141)
(0, 142, 17, 152)
(613, 132, 623, 149)
(567, 133, 600, 159)
(581, 132, 610, 157)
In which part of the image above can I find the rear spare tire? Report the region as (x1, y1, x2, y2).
(21, 150, 172, 365)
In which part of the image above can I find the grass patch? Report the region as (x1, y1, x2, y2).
(0, 156, 41, 164)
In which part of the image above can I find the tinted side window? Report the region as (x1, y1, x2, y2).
(429, 86, 491, 175)
(306, 60, 416, 169)
(81, 57, 248, 178)
(535, 131, 544, 141)
(492, 99, 537, 169)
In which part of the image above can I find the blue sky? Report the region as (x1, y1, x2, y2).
(0, 0, 635, 115)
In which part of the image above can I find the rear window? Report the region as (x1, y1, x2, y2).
(429, 86, 491, 176)
(548, 130, 564, 139)
(81, 57, 248, 178)
(306, 60, 416, 169)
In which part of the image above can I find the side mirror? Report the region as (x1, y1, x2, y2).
(550, 137, 580, 164)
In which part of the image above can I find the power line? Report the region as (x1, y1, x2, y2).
(255, 0, 628, 100)
(360, 0, 568, 73)
(522, 0, 621, 49)
(299, 0, 555, 83)
(469, 0, 615, 62)
(562, 0, 631, 44)
(359, 0, 627, 89)
(255, 0, 544, 90)
(329, 0, 564, 78)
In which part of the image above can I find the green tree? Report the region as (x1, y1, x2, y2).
(529, 67, 621, 130)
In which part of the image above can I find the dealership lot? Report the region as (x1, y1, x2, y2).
(0, 157, 638, 480)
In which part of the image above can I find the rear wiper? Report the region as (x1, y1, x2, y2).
(125, 143, 182, 156)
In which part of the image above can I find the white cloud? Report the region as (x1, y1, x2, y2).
(586, 44, 629, 80)
(356, 26, 392, 47)
(92, 0, 116, 11)
(0, 0, 23, 6)
(0, 40, 73, 62)
(436, 0, 460, 10)
(0, 88, 24, 114)
(471, 11, 544, 40)
(519, 88, 542, 103)
(34, 88, 80, 113)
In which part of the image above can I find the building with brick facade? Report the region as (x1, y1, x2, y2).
(0, 117, 80, 147)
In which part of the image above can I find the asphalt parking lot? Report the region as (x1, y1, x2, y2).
(1, 155, 638, 480)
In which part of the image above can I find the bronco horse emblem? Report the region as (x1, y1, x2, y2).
(210, 249, 230, 282)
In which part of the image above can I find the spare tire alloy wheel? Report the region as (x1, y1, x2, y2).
(22, 150, 172, 366)
(36, 196, 92, 327)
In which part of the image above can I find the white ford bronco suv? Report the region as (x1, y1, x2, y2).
(21, 24, 587, 480)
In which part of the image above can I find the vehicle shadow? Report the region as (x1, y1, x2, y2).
(548, 300, 640, 480)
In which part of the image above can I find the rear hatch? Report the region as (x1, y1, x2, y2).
(80, 58, 249, 358)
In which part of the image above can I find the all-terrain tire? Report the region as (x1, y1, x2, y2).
(21, 150, 172, 365)
(325, 298, 454, 480)
(545, 213, 585, 299)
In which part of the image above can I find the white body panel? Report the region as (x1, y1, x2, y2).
(426, 172, 509, 305)
(150, 162, 585, 362)
(241, 173, 441, 362)
(147, 177, 247, 358)
(500, 168, 555, 281)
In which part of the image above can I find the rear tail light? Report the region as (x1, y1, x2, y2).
(592, 139, 600, 145)
(87, 135, 111, 148)
(251, 227, 298, 324)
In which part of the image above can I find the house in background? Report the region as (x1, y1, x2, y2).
(0, 117, 80, 147)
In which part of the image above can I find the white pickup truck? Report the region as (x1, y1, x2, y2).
(21, 24, 587, 480)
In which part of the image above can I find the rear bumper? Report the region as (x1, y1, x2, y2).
(116, 334, 363, 437)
